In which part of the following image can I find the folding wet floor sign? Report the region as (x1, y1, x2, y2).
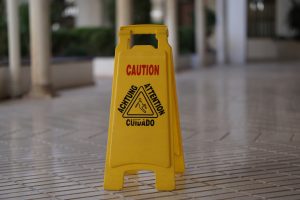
(104, 24, 185, 191)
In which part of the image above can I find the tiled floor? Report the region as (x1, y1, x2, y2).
(1, 62, 300, 199)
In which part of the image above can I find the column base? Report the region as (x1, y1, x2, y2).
(10, 85, 22, 99)
(27, 85, 56, 99)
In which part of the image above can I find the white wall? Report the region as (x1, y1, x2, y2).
(51, 61, 94, 89)
(248, 39, 300, 61)
(93, 57, 114, 77)
(248, 39, 278, 60)
(0, 61, 94, 99)
(226, 0, 247, 64)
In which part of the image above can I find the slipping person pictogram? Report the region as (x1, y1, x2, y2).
(135, 98, 147, 113)
(121, 86, 158, 118)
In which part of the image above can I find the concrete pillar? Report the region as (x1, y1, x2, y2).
(6, 0, 21, 98)
(29, 0, 54, 98)
(195, 0, 206, 67)
(165, 0, 178, 69)
(226, 0, 247, 64)
(216, 0, 226, 64)
(116, 0, 132, 30)
(76, 0, 104, 27)
(116, 0, 132, 43)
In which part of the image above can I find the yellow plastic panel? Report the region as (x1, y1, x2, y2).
(104, 24, 184, 191)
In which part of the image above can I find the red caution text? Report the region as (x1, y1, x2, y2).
(126, 64, 159, 76)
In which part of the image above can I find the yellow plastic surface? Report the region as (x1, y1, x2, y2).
(104, 24, 185, 191)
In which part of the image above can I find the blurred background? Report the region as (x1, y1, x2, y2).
(1, 2, 300, 198)
(0, 0, 300, 99)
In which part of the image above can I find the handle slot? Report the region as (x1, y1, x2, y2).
(118, 25, 168, 50)
(130, 34, 158, 49)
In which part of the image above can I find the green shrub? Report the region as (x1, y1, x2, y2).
(19, 2, 30, 58)
(0, 1, 115, 59)
(0, 0, 8, 60)
(133, 0, 151, 24)
(179, 26, 195, 54)
(206, 7, 216, 37)
(52, 27, 115, 57)
(177, 6, 215, 54)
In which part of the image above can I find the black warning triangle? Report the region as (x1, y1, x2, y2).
(123, 86, 158, 118)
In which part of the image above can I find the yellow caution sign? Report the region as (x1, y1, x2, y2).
(104, 24, 184, 191)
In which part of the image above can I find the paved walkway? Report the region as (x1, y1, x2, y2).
(1, 62, 300, 199)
